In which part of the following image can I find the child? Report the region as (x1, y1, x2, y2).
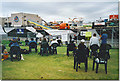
(3, 49, 9, 60)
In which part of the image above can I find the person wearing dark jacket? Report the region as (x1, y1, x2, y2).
(76, 39, 89, 68)
(11, 38, 19, 47)
(67, 39, 76, 56)
(29, 38, 37, 53)
(25, 38, 29, 46)
(39, 38, 49, 55)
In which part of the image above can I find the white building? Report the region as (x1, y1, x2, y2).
(3, 13, 42, 27)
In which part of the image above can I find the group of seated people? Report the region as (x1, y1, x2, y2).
(67, 33, 111, 73)
(7, 37, 60, 57)
(2, 38, 25, 61)
(38, 37, 59, 56)
(2, 31, 111, 73)
(67, 39, 89, 57)
(2, 32, 110, 62)
(67, 33, 109, 58)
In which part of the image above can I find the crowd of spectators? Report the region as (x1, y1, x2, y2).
(1, 29, 108, 61)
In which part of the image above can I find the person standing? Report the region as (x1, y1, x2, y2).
(38, 38, 42, 46)
(36, 37, 39, 43)
(100, 29, 108, 45)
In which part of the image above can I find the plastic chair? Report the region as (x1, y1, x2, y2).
(90, 44, 99, 71)
(67, 43, 76, 56)
(10, 46, 21, 61)
(74, 47, 89, 72)
(95, 44, 111, 74)
(40, 41, 49, 56)
(29, 42, 37, 53)
(51, 43, 58, 54)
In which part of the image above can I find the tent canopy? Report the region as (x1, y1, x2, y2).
(0, 25, 7, 34)
(36, 33, 43, 37)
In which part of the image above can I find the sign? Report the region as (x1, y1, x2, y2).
(85, 32, 92, 37)
(14, 16, 19, 22)
(109, 15, 118, 19)
(17, 29, 24, 34)
(94, 22, 105, 25)
(83, 23, 92, 27)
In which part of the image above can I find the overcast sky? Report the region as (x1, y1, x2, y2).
(1, 1, 119, 23)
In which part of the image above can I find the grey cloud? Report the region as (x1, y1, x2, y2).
(1, 2, 118, 22)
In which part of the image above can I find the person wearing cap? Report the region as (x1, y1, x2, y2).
(76, 39, 89, 68)
(100, 29, 108, 45)
(50, 37, 58, 46)
(78, 39, 86, 49)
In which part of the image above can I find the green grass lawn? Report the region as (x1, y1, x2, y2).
(2, 41, 119, 80)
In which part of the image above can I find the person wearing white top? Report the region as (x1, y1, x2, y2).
(89, 33, 100, 47)
(89, 33, 100, 58)
(50, 37, 58, 46)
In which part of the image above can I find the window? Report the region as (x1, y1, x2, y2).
(66, 24, 68, 26)
(73, 24, 77, 26)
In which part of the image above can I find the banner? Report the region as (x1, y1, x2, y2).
(94, 22, 105, 25)
(17, 29, 24, 34)
(109, 15, 118, 19)
(85, 32, 92, 37)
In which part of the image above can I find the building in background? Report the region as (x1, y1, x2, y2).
(2, 13, 42, 27)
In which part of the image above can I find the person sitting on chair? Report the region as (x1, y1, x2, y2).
(89, 33, 100, 47)
(76, 39, 89, 69)
(39, 37, 49, 56)
(57, 37, 62, 46)
(50, 37, 58, 46)
(29, 38, 37, 53)
(50, 37, 58, 54)
(10, 38, 21, 61)
(25, 38, 29, 46)
(11, 38, 20, 47)
(78, 39, 89, 57)
(89, 33, 100, 58)
(17, 37, 22, 45)
(67, 39, 76, 57)
(9, 38, 14, 47)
